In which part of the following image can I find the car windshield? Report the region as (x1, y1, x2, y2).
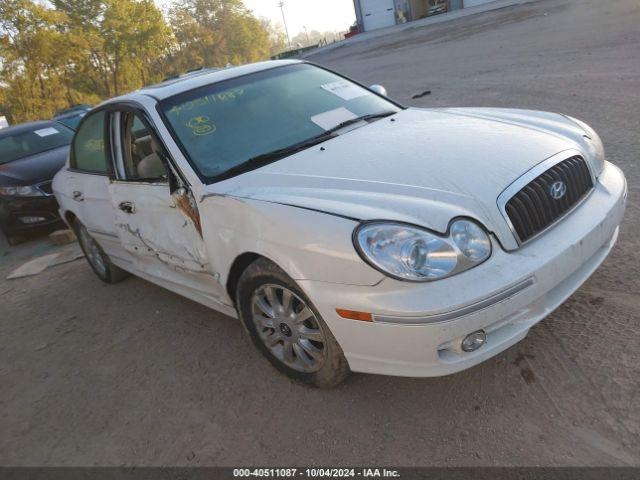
(160, 63, 400, 182)
(0, 124, 74, 165)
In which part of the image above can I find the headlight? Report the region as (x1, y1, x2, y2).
(354, 219, 491, 282)
(0, 185, 45, 197)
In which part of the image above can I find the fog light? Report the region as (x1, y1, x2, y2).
(20, 216, 46, 224)
(461, 330, 486, 352)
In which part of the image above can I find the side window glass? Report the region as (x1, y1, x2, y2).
(121, 113, 168, 181)
(73, 112, 110, 173)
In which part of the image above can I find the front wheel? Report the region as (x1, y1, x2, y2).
(74, 219, 129, 284)
(236, 258, 350, 388)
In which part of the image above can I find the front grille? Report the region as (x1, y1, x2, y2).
(505, 155, 593, 243)
(37, 182, 53, 195)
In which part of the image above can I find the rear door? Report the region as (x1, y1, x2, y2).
(60, 110, 127, 261)
(362, 0, 396, 31)
(107, 107, 222, 299)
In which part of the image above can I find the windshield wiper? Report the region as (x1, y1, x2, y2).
(218, 131, 338, 180)
(215, 110, 398, 181)
(323, 110, 397, 135)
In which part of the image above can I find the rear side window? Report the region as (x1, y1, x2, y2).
(72, 112, 110, 173)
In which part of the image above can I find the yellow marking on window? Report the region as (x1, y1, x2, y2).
(187, 116, 216, 136)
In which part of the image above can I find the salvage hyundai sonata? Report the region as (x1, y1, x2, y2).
(53, 60, 627, 387)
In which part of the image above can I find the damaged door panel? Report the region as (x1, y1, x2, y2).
(110, 182, 209, 266)
(109, 180, 225, 300)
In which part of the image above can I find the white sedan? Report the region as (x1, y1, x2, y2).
(53, 60, 627, 387)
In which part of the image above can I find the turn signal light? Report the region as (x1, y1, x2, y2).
(336, 309, 373, 322)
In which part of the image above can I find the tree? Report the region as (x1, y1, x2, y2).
(52, 0, 173, 96)
(168, 0, 271, 70)
(100, 0, 174, 95)
(260, 17, 287, 56)
(0, 0, 276, 122)
(0, 0, 86, 122)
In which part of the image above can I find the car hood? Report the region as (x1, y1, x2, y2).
(0, 145, 69, 186)
(207, 108, 595, 250)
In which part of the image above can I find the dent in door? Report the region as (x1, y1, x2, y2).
(115, 183, 208, 273)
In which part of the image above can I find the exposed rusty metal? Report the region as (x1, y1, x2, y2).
(173, 188, 202, 236)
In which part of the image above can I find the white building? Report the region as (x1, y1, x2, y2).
(353, 0, 498, 32)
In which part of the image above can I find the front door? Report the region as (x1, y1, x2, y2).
(108, 109, 221, 299)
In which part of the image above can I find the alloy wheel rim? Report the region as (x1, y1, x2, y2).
(79, 226, 107, 276)
(251, 284, 326, 373)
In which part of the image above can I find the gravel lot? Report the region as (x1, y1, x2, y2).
(1, 0, 639, 466)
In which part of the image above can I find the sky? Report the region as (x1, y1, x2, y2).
(243, 0, 356, 35)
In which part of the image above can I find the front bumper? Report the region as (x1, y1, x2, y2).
(0, 195, 63, 235)
(299, 161, 627, 377)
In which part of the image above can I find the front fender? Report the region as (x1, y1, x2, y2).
(199, 195, 384, 288)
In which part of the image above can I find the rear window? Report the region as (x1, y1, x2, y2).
(0, 125, 74, 165)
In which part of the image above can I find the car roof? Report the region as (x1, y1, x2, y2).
(0, 120, 65, 139)
(54, 110, 87, 120)
(54, 104, 92, 117)
(102, 59, 303, 105)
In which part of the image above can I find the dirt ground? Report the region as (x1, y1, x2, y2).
(1, 0, 639, 467)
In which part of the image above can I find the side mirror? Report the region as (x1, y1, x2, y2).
(369, 84, 388, 97)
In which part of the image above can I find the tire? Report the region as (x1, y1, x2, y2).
(1, 229, 23, 246)
(74, 219, 129, 284)
(6, 235, 22, 246)
(236, 257, 350, 388)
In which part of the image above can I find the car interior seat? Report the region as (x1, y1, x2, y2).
(136, 138, 166, 179)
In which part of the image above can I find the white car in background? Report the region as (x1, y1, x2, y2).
(53, 60, 626, 387)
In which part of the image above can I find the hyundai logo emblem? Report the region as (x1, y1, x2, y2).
(279, 323, 293, 337)
(549, 181, 567, 200)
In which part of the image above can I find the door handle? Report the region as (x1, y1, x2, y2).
(118, 201, 136, 214)
(72, 191, 84, 202)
